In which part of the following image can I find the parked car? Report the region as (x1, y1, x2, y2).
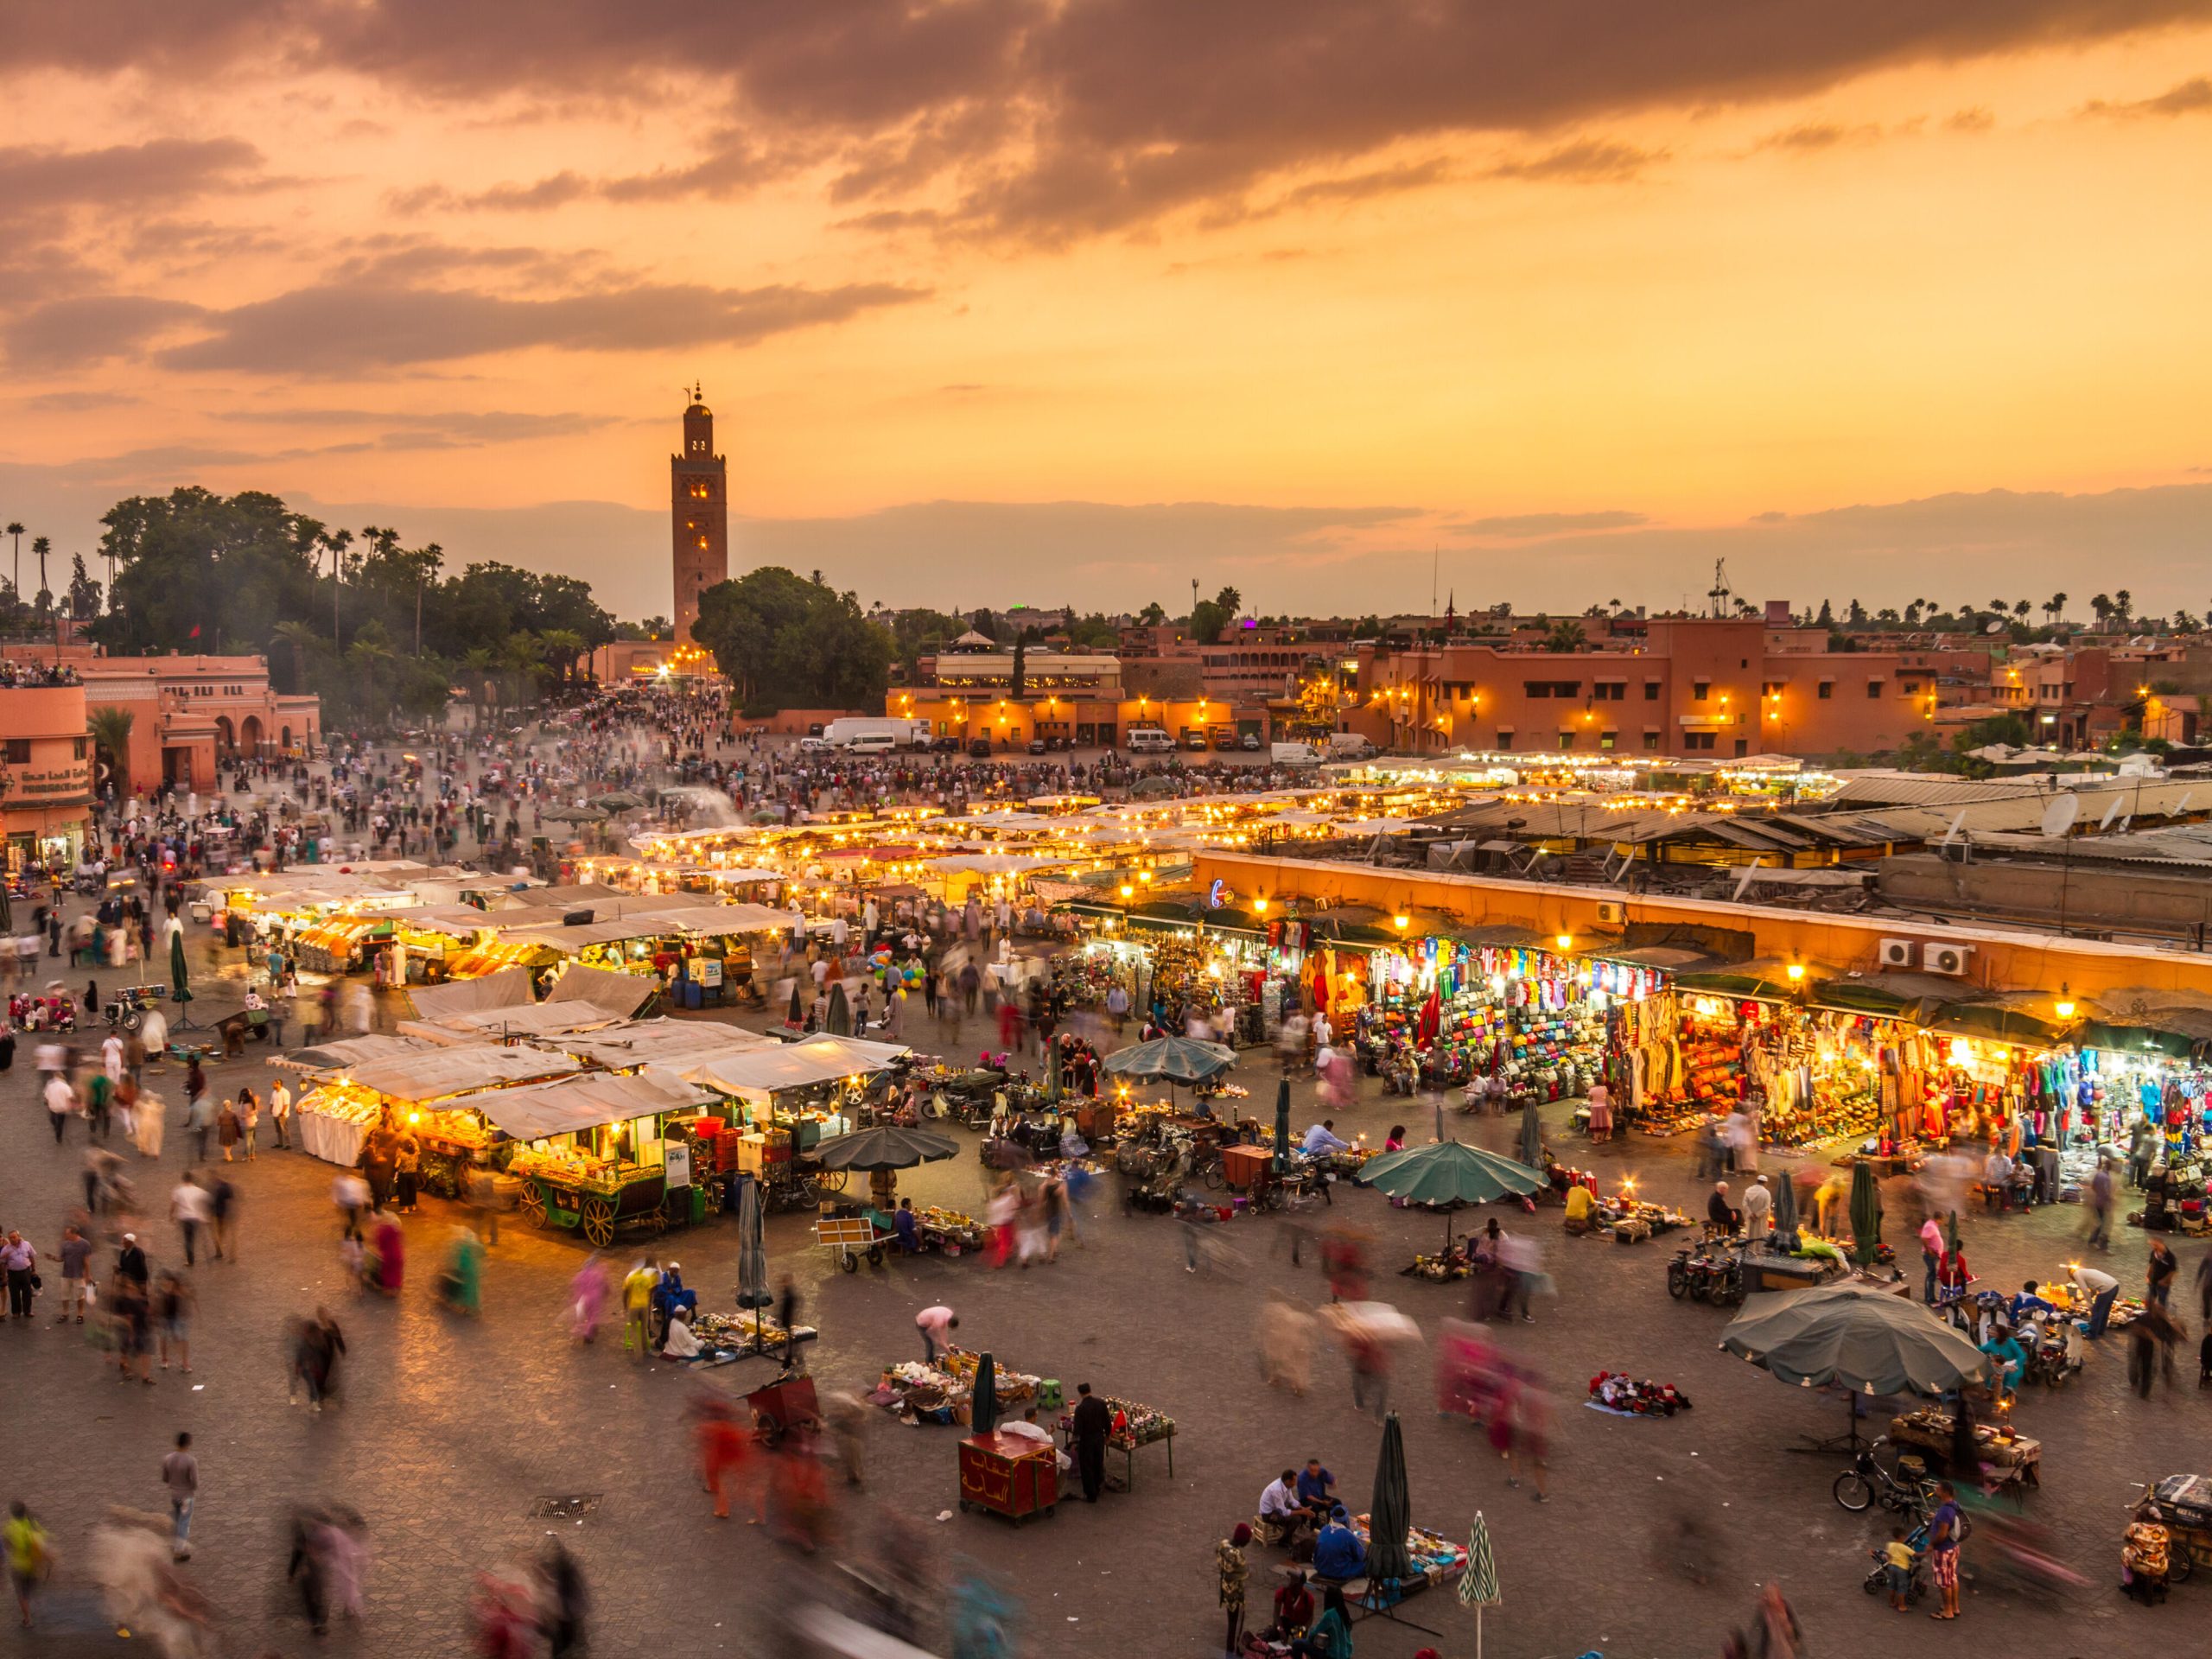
(1027, 736, 1047, 754)
(1239, 732, 1262, 751)
(798, 736, 832, 753)
(807, 722, 826, 737)
(1184, 732, 1210, 751)
(967, 737, 994, 757)
(929, 734, 963, 753)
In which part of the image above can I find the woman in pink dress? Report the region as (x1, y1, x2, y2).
(1586, 1082, 1613, 1142)
(371, 1212, 404, 1296)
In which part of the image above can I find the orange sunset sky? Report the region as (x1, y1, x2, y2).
(3, 2, 2211, 623)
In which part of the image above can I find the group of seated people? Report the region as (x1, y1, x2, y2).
(1978, 1143, 2040, 1211)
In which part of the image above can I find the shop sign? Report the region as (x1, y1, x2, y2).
(697, 957, 723, 988)
(9, 765, 92, 798)
(664, 1142, 692, 1189)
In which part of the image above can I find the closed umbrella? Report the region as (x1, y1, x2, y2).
(168, 926, 196, 1027)
(734, 1173, 770, 1345)
(785, 980, 804, 1027)
(1045, 1032, 1061, 1105)
(1354, 1141, 1545, 1249)
(1516, 1103, 1542, 1173)
(1848, 1160, 1883, 1267)
(1459, 1511, 1501, 1659)
(825, 981, 851, 1036)
(1367, 1411, 1413, 1586)
(1272, 1077, 1291, 1174)
(972, 1351, 1000, 1436)
(1771, 1169, 1800, 1246)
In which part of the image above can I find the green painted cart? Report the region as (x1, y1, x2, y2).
(515, 1166, 673, 1248)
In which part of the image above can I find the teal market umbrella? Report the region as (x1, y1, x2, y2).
(1367, 1411, 1413, 1586)
(1516, 1103, 1542, 1173)
(1101, 1036, 1236, 1085)
(1272, 1077, 1291, 1174)
(1848, 1160, 1883, 1267)
(1354, 1141, 1545, 1249)
(825, 981, 851, 1036)
(1719, 1282, 1991, 1396)
(1460, 1511, 1501, 1659)
(972, 1351, 1001, 1436)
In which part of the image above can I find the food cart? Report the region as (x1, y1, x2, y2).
(958, 1432, 1059, 1525)
(284, 1040, 584, 1169)
(483, 1071, 718, 1246)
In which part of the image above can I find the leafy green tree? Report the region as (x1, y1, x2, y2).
(66, 553, 101, 620)
(1542, 620, 1588, 652)
(695, 567, 893, 714)
(1188, 584, 1243, 644)
(1135, 601, 1167, 626)
(87, 706, 135, 799)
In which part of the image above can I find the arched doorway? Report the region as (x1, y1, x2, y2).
(281, 725, 292, 752)
(240, 715, 264, 755)
(213, 715, 236, 755)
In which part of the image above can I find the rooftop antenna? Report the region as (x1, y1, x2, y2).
(1707, 558, 1732, 620)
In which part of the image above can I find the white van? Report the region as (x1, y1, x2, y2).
(1126, 728, 1176, 753)
(1270, 741, 1321, 766)
(844, 733, 898, 755)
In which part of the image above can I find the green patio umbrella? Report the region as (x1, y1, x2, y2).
(811, 1126, 959, 1169)
(825, 981, 851, 1036)
(1367, 1411, 1413, 1586)
(1354, 1141, 1545, 1249)
(1459, 1510, 1501, 1658)
(1847, 1160, 1883, 1267)
(972, 1351, 1001, 1436)
(734, 1173, 771, 1344)
(1719, 1282, 1991, 1396)
(1516, 1102, 1542, 1173)
(785, 980, 804, 1027)
(1272, 1077, 1291, 1174)
(1045, 1032, 1061, 1105)
(1101, 1036, 1236, 1085)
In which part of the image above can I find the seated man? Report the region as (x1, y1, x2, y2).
(1258, 1468, 1316, 1544)
(1267, 1568, 1315, 1640)
(893, 1198, 921, 1255)
(1294, 1457, 1336, 1522)
(1563, 1182, 1597, 1234)
(1980, 1147, 2014, 1211)
(1311, 1505, 1367, 1581)
(1979, 1322, 2028, 1400)
(659, 1305, 703, 1359)
(1705, 1181, 1739, 1237)
(998, 1405, 1072, 1472)
(2010, 1280, 2057, 1325)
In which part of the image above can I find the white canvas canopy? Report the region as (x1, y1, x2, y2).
(664, 903, 793, 936)
(545, 1018, 777, 1071)
(276, 1034, 438, 1076)
(682, 1035, 910, 1101)
(340, 1043, 582, 1103)
(543, 963, 660, 1017)
(474, 1068, 709, 1142)
(396, 1003, 630, 1045)
(406, 966, 536, 1020)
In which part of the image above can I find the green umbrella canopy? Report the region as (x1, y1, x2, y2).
(786, 980, 804, 1025)
(972, 1351, 1000, 1436)
(1101, 1036, 1236, 1085)
(811, 1125, 959, 1171)
(1366, 1411, 1414, 1585)
(1719, 1282, 1992, 1395)
(1848, 1160, 1883, 1266)
(1045, 1033, 1061, 1104)
(168, 928, 190, 998)
(1459, 1511, 1501, 1609)
(1357, 1140, 1545, 1207)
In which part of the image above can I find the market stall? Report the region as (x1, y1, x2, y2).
(488, 1069, 716, 1243)
(289, 1042, 584, 1170)
(873, 1347, 1040, 1427)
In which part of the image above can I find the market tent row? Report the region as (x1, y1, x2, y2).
(473, 1068, 710, 1141)
(540, 963, 662, 1017)
(397, 1002, 634, 1046)
(286, 1040, 585, 1166)
(405, 966, 534, 1020)
(545, 1018, 779, 1072)
(681, 1035, 911, 1102)
(276, 1034, 436, 1075)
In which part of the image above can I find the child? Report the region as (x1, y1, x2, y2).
(1885, 1525, 1916, 1611)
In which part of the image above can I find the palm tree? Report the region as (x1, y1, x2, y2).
(2012, 600, 2031, 623)
(1541, 620, 1587, 652)
(2089, 594, 2113, 629)
(272, 620, 319, 695)
(87, 706, 136, 801)
(345, 636, 397, 727)
(30, 536, 51, 614)
(463, 646, 499, 714)
(501, 632, 547, 705)
(2114, 589, 2133, 628)
(4, 521, 21, 596)
(2045, 592, 2067, 626)
(537, 628, 587, 688)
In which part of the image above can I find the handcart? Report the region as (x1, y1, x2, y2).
(744, 1371, 822, 1446)
(2135, 1474, 2212, 1583)
(817, 1211, 894, 1274)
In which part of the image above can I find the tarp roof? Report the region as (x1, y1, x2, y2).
(405, 966, 535, 1020)
(276, 1033, 437, 1074)
(683, 1034, 911, 1097)
(541, 1018, 778, 1071)
(340, 1044, 582, 1102)
(474, 1069, 709, 1142)
(396, 1003, 630, 1045)
(543, 963, 660, 1017)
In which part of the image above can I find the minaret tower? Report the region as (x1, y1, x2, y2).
(671, 384, 728, 645)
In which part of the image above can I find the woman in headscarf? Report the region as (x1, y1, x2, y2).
(370, 1209, 404, 1296)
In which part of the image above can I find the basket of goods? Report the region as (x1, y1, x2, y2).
(1587, 1370, 1694, 1417)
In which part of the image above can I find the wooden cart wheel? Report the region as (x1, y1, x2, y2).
(581, 1197, 615, 1249)
(816, 1169, 849, 1194)
(518, 1185, 547, 1226)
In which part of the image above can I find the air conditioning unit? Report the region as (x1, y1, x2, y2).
(1594, 900, 1626, 925)
(1923, 942, 1974, 977)
(1877, 938, 1916, 969)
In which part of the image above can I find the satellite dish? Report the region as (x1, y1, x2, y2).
(2099, 797, 2122, 830)
(2037, 796, 2080, 839)
(1984, 620, 2005, 635)
(2115, 815, 2133, 834)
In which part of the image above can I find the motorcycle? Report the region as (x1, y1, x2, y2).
(1666, 1239, 1745, 1306)
(104, 983, 169, 1033)
(1834, 1440, 1936, 1517)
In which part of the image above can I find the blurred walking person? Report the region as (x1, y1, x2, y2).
(537, 1540, 588, 1658)
(5, 1502, 52, 1629)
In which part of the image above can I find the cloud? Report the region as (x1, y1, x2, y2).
(1487, 138, 1661, 182)
(20, 389, 143, 413)
(219, 406, 620, 446)
(1945, 105, 1997, 131)
(3, 296, 206, 370)
(0, 138, 264, 237)
(152, 278, 931, 373)
(1752, 120, 1885, 151)
(1452, 510, 1649, 537)
(2081, 74, 2212, 117)
(10, 3, 2202, 240)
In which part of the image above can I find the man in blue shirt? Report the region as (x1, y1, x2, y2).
(1312, 1506, 1366, 1581)
(2010, 1280, 2056, 1325)
(893, 1198, 920, 1254)
(1294, 1458, 1335, 1515)
(1301, 1120, 1351, 1156)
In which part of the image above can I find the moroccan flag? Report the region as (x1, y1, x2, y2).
(188, 624, 201, 639)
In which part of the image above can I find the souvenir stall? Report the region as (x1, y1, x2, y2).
(681, 1034, 909, 1179)
(872, 1347, 1042, 1426)
(292, 913, 390, 975)
(1891, 995, 2075, 1154)
(1357, 930, 1610, 1106)
(1052, 1395, 1176, 1488)
(1593, 946, 1716, 1134)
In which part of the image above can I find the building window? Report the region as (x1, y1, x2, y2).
(1693, 680, 1709, 701)
(1600, 730, 1618, 750)
(1866, 680, 1885, 698)
(1643, 731, 1662, 751)
(1681, 731, 1716, 752)
(1495, 731, 1515, 750)
(1557, 732, 1577, 750)
(1522, 681, 1580, 698)
(3, 739, 28, 763)
(1817, 681, 1834, 700)
(1592, 682, 1624, 701)
(1735, 738, 1750, 757)
(1643, 682, 1661, 701)
(73, 737, 87, 760)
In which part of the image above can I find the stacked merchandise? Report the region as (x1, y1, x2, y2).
(917, 1205, 985, 1253)
(1098, 1396, 1173, 1451)
(689, 1310, 818, 1359)
(1056, 950, 1126, 1009)
(1344, 1516, 1469, 1589)
(1665, 1004, 1745, 1126)
(1743, 1011, 1883, 1149)
(872, 1346, 1042, 1426)
(1586, 1371, 1694, 1415)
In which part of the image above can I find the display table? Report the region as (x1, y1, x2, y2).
(1743, 1249, 1846, 1294)
(296, 1109, 369, 1166)
(1889, 1410, 2042, 1490)
(1057, 1395, 1175, 1490)
(957, 1432, 1058, 1524)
